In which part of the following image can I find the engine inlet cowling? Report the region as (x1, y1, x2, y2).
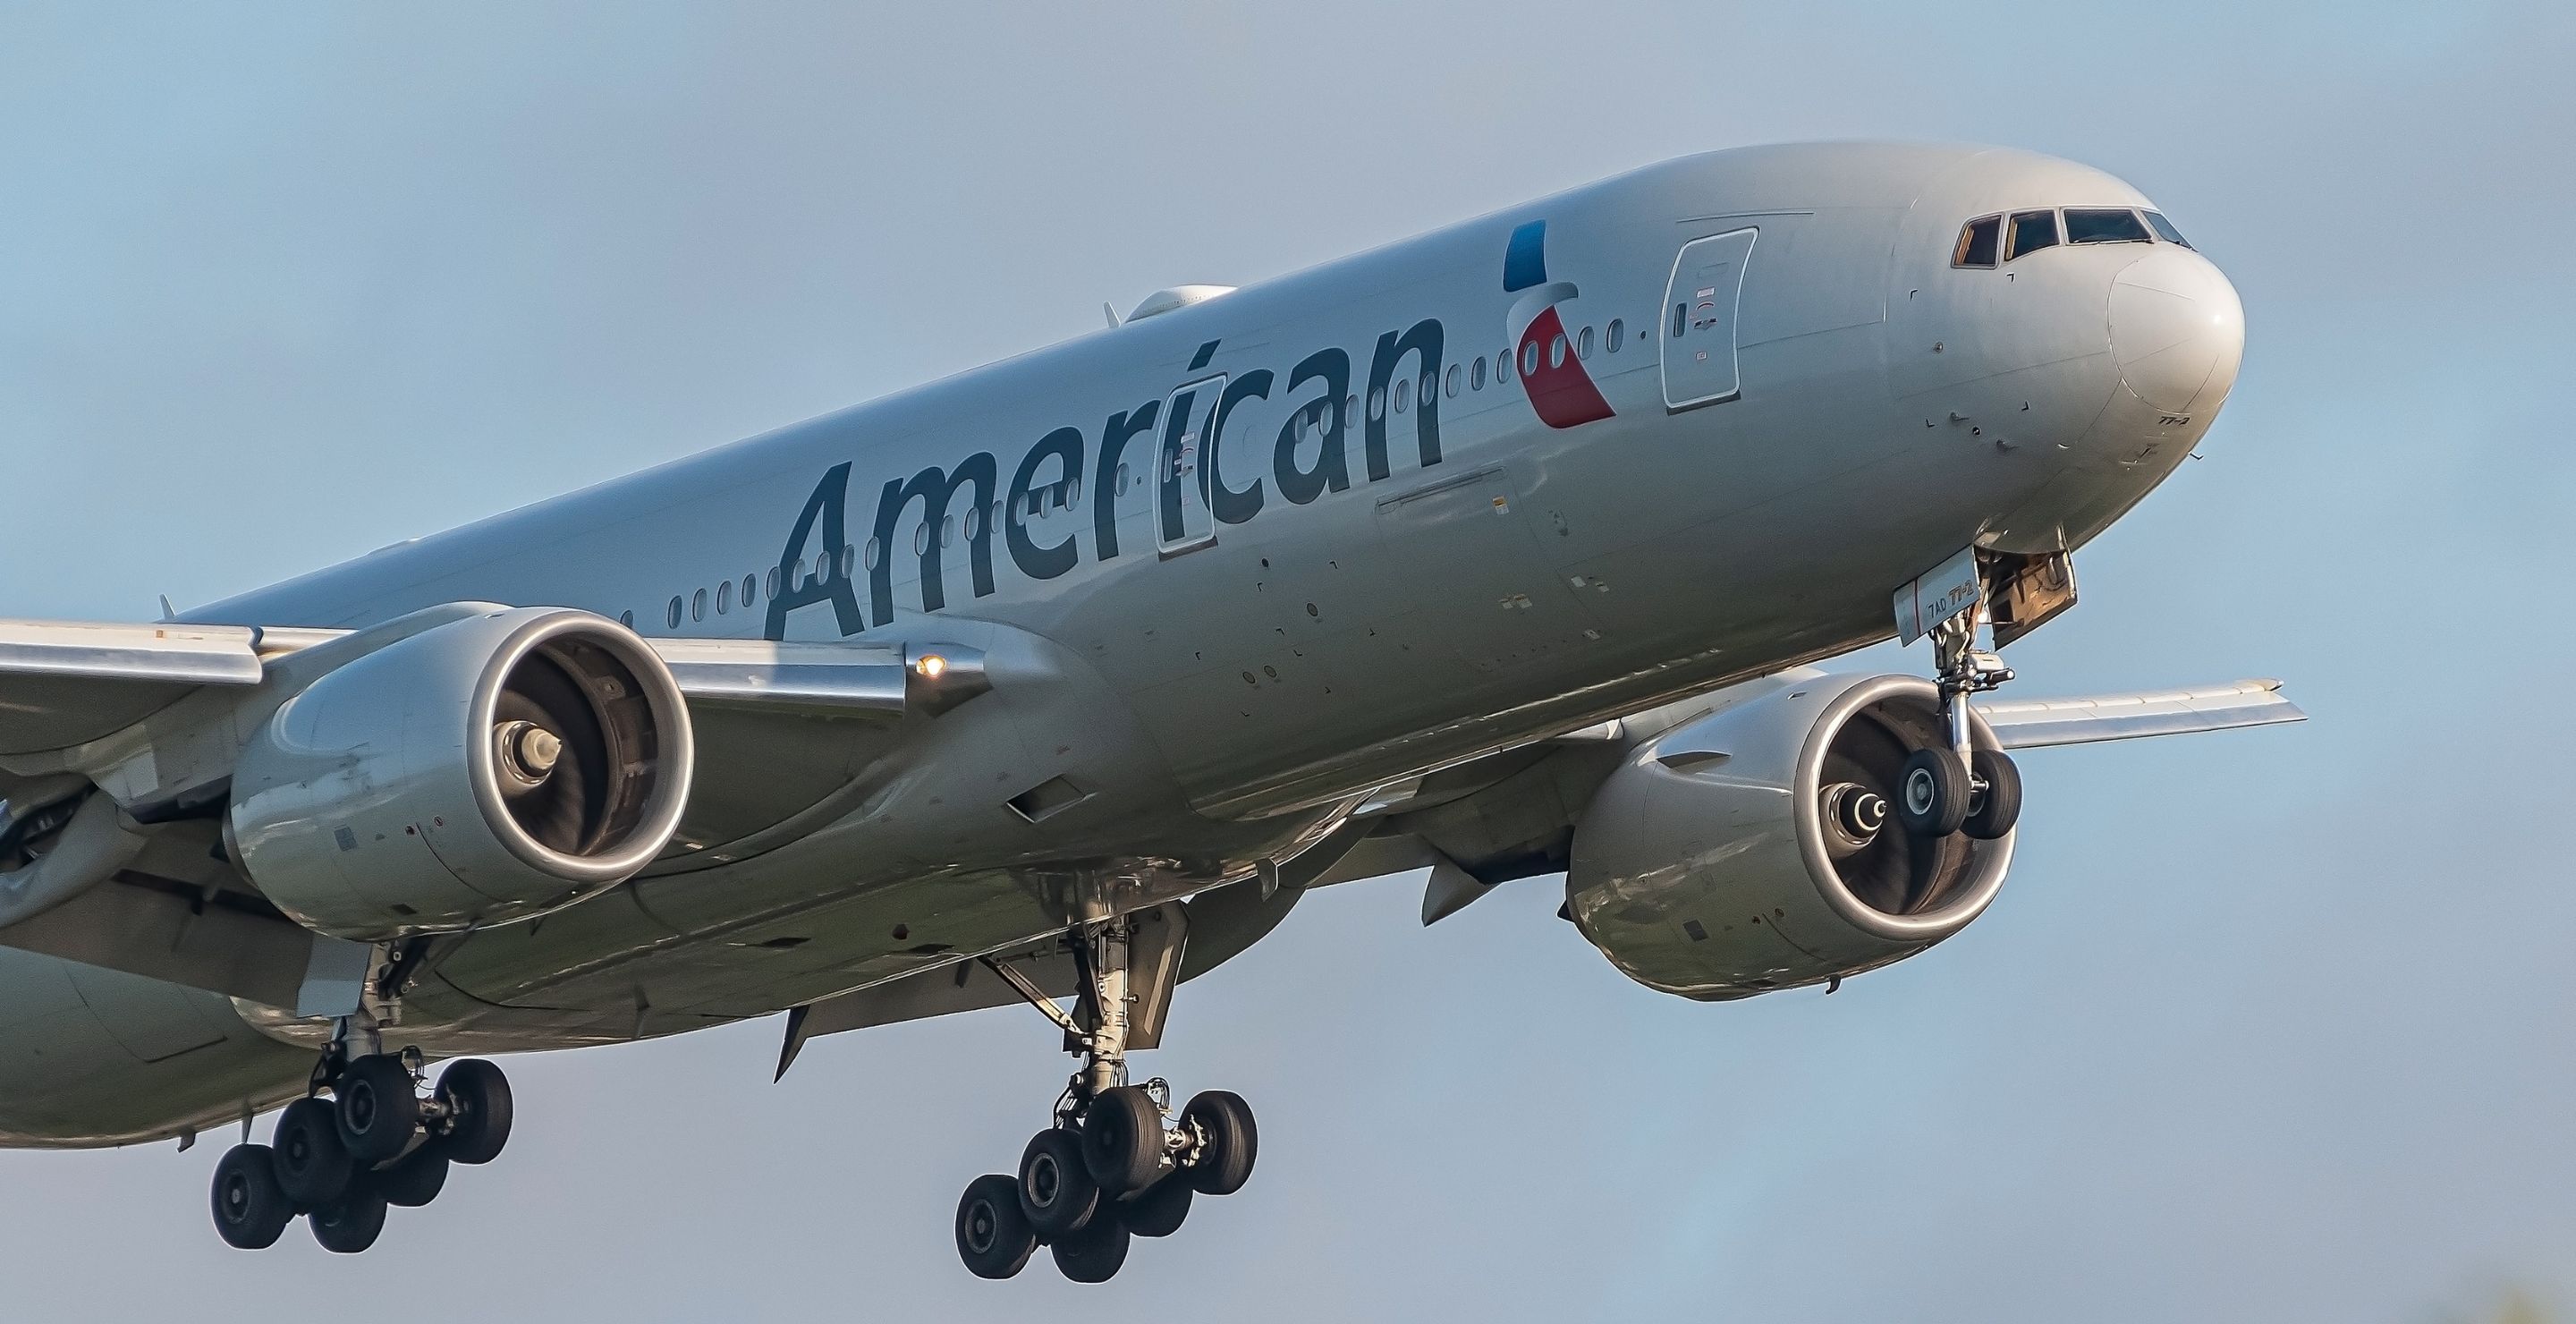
(1564, 672, 2012, 1000)
(228, 606, 694, 941)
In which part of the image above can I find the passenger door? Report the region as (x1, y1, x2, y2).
(1157, 375, 1224, 556)
(1660, 229, 1758, 411)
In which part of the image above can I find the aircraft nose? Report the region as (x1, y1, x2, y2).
(2107, 248, 2243, 415)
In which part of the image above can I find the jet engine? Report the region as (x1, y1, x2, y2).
(1564, 673, 2012, 1000)
(228, 607, 693, 941)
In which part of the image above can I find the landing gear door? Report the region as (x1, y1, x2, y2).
(1157, 375, 1224, 557)
(1661, 228, 1757, 412)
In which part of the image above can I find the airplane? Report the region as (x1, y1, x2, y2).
(0, 140, 2292, 1282)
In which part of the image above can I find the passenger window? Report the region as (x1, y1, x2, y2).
(913, 523, 930, 556)
(691, 589, 707, 622)
(1394, 378, 1410, 413)
(1548, 334, 1567, 369)
(1066, 477, 1082, 506)
(2064, 208, 2151, 245)
(942, 516, 953, 546)
(1470, 356, 1487, 390)
(2005, 210, 2060, 260)
(1419, 370, 1436, 406)
(743, 574, 757, 608)
(1606, 318, 1623, 352)
(1521, 341, 1539, 377)
(666, 598, 682, 630)
(1368, 387, 1385, 420)
(2143, 211, 2193, 249)
(1115, 463, 1130, 495)
(1344, 394, 1358, 423)
(963, 505, 980, 540)
(716, 579, 731, 615)
(1953, 215, 2001, 267)
(865, 538, 880, 570)
(1445, 364, 1462, 397)
(817, 551, 833, 581)
(766, 567, 780, 598)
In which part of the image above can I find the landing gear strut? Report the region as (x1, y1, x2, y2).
(208, 1020, 516, 1253)
(1896, 611, 2023, 841)
(953, 912, 1259, 1283)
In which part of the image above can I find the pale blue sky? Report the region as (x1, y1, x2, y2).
(3, 3, 2572, 1319)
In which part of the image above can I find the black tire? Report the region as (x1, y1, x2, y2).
(1080, 1084, 1165, 1196)
(1049, 1212, 1131, 1284)
(1120, 1175, 1193, 1238)
(434, 1059, 513, 1166)
(271, 1098, 354, 1210)
(374, 1147, 450, 1208)
(954, 1174, 1038, 1280)
(1962, 749, 2022, 840)
(1181, 1090, 1257, 1196)
(209, 1143, 294, 1250)
(1894, 747, 1971, 837)
(308, 1185, 389, 1254)
(1016, 1127, 1100, 1239)
(336, 1054, 419, 1165)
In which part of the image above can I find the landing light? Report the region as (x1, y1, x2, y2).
(915, 654, 949, 681)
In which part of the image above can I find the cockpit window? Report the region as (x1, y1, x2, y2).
(1953, 215, 2000, 268)
(2143, 210, 2193, 250)
(2064, 208, 2151, 245)
(2005, 210, 2060, 260)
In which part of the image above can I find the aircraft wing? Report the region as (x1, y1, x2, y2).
(1308, 674, 2307, 925)
(0, 616, 953, 760)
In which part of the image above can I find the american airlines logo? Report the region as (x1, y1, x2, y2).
(1502, 221, 1615, 429)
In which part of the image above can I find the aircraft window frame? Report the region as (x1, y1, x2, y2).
(743, 573, 757, 608)
(1549, 334, 1567, 369)
(1394, 378, 1410, 414)
(837, 546, 854, 578)
(2063, 208, 2152, 246)
(2143, 210, 2193, 249)
(1065, 476, 1081, 507)
(2004, 209, 2061, 261)
(691, 588, 707, 623)
(1577, 326, 1595, 360)
(1606, 318, 1623, 353)
(1953, 214, 2002, 268)
(666, 597, 682, 630)
(1521, 341, 1539, 378)
(1470, 355, 1487, 390)
(816, 551, 832, 581)
(716, 579, 731, 615)
(914, 523, 930, 556)
(864, 538, 880, 571)
(767, 567, 780, 598)
(1345, 394, 1358, 423)
(1368, 387, 1385, 420)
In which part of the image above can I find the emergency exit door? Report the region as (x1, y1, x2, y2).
(1660, 229, 1757, 411)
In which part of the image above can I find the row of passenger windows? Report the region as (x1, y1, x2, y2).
(1952, 207, 2192, 268)
(629, 317, 1648, 632)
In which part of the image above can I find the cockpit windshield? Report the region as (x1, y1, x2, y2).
(2064, 208, 2151, 244)
(1951, 207, 2195, 268)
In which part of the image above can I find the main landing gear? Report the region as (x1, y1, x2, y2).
(1894, 612, 2023, 842)
(953, 914, 1258, 1284)
(208, 1034, 514, 1253)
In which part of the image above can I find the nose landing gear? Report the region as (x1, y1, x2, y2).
(953, 913, 1260, 1283)
(1898, 612, 2023, 842)
(207, 1034, 516, 1254)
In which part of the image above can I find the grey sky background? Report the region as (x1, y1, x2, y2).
(2, 2, 2572, 1319)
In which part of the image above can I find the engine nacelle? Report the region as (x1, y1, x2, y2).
(229, 607, 692, 941)
(1566, 672, 2012, 1000)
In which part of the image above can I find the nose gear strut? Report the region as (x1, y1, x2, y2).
(1895, 607, 2025, 842)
